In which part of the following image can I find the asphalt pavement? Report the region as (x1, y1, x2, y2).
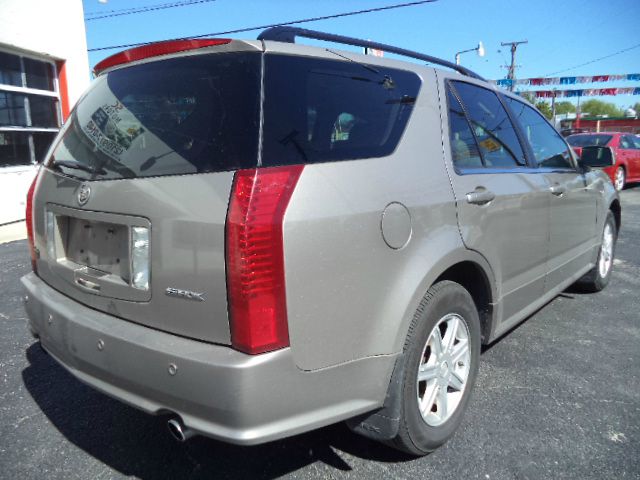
(1, 188, 638, 480)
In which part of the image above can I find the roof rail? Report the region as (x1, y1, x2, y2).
(257, 26, 485, 81)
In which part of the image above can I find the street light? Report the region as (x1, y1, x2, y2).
(455, 42, 485, 65)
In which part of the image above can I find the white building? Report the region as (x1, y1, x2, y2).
(0, 0, 89, 225)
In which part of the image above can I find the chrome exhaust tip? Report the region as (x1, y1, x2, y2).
(167, 418, 194, 442)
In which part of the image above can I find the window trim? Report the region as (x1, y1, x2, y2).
(445, 79, 533, 174)
(0, 48, 62, 167)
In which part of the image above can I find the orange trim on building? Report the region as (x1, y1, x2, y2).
(56, 60, 70, 121)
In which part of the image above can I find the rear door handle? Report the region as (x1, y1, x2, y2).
(466, 189, 495, 205)
(549, 184, 566, 196)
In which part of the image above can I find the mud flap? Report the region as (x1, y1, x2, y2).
(346, 351, 405, 441)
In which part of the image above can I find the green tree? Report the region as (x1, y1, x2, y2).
(535, 101, 553, 120)
(517, 93, 553, 119)
(555, 101, 576, 115)
(632, 102, 640, 115)
(520, 92, 536, 104)
(579, 99, 624, 117)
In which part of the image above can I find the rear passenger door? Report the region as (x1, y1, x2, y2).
(439, 77, 550, 327)
(504, 97, 597, 293)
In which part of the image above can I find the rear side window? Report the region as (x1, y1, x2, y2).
(47, 52, 261, 180)
(566, 134, 612, 147)
(446, 89, 483, 168)
(629, 136, 640, 149)
(261, 54, 421, 166)
(450, 81, 526, 168)
(619, 136, 633, 149)
(505, 97, 573, 169)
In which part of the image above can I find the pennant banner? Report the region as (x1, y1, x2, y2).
(495, 73, 640, 87)
(517, 87, 640, 98)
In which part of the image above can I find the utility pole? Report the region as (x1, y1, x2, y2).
(501, 40, 528, 91)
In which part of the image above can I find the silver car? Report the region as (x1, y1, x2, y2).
(21, 27, 620, 455)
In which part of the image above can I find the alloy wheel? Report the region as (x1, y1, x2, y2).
(598, 221, 614, 278)
(614, 167, 625, 191)
(416, 313, 471, 427)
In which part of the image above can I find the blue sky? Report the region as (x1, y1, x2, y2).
(82, 0, 640, 108)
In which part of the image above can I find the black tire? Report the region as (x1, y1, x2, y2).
(388, 280, 481, 455)
(575, 211, 617, 292)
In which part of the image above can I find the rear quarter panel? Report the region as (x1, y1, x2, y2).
(282, 67, 479, 371)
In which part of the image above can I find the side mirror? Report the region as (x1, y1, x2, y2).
(579, 146, 615, 168)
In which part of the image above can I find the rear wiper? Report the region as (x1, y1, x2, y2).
(51, 160, 106, 175)
(325, 49, 395, 90)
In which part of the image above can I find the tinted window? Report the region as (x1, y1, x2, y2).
(447, 88, 482, 168)
(619, 136, 632, 149)
(33, 132, 57, 162)
(566, 134, 612, 147)
(0, 51, 22, 87)
(261, 54, 421, 166)
(0, 132, 30, 167)
(451, 81, 526, 167)
(29, 95, 59, 128)
(0, 92, 59, 128)
(47, 52, 261, 180)
(505, 97, 573, 169)
(0, 92, 27, 126)
(23, 57, 55, 91)
(629, 136, 640, 149)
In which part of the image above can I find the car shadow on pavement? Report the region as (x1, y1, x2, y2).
(21, 343, 414, 479)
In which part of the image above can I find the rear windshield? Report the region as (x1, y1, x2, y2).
(46, 51, 421, 180)
(566, 134, 612, 147)
(47, 52, 261, 180)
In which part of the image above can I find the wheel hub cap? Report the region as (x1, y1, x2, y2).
(416, 313, 471, 426)
(598, 222, 614, 277)
(615, 169, 624, 191)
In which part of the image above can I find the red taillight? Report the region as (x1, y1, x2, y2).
(226, 165, 304, 355)
(93, 38, 232, 75)
(26, 171, 40, 273)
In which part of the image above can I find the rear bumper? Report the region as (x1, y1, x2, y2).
(21, 272, 393, 445)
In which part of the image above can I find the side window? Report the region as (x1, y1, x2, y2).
(262, 55, 422, 166)
(505, 97, 574, 169)
(629, 136, 640, 149)
(451, 81, 526, 168)
(446, 88, 483, 168)
(619, 136, 632, 149)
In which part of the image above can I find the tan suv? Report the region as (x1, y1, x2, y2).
(22, 27, 620, 455)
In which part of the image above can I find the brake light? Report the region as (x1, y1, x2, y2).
(26, 171, 40, 273)
(93, 38, 232, 75)
(226, 165, 304, 355)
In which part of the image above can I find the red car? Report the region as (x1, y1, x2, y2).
(567, 132, 640, 191)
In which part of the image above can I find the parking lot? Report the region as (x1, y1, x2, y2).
(0, 188, 638, 480)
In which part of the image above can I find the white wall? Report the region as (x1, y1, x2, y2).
(0, 0, 90, 106)
(0, 0, 89, 225)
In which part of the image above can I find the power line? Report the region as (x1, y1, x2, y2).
(85, 0, 195, 16)
(544, 43, 640, 77)
(86, 5, 144, 16)
(88, 0, 439, 52)
(85, 0, 217, 21)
